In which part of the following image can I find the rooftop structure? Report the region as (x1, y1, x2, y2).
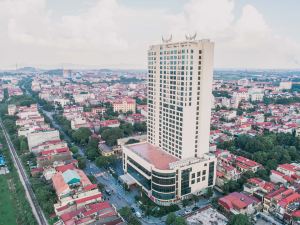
(126, 142, 179, 170)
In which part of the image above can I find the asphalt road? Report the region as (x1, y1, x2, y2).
(0, 120, 48, 225)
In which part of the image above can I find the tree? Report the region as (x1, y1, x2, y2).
(118, 207, 141, 225)
(101, 127, 124, 146)
(256, 169, 270, 181)
(212, 90, 231, 98)
(19, 136, 29, 154)
(72, 127, 92, 145)
(120, 123, 133, 136)
(70, 146, 79, 154)
(205, 187, 213, 198)
(86, 138, 99, 160)
(174, 217, 187, 225)
(126, 139, 140, 145)
(77, 156, 87, 169)
(228, 214, 252, 225)
(95, 156, 108, 168)
(95, 155, 117, 168)
(182, 199, 190, 207)
(166, 212, 176, 225)
(133, 122, 147, 133)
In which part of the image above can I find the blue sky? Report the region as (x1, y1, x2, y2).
(1, 0, 300, 69)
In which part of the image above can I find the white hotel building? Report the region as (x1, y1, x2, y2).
(122, 38, 216, 206)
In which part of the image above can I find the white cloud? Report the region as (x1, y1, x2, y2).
(0, 0, 299, 69)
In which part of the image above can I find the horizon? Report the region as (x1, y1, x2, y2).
(2, 66, 300, 72)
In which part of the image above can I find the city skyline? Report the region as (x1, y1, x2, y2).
(1, 0, 300, 70)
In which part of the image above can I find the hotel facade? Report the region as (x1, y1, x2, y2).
(122, 38, 216, 206)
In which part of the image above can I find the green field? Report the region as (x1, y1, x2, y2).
(0, 175, 17, 225)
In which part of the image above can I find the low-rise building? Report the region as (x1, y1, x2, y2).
(71, 117, 89, 130)
(52, 168, 102, 216)
(113, 98, 136, 113)
(54, 201, 125, 225)
(27, 129, 60, 151)
(218, 192, 261, 215)
(8, 104, 17, 115)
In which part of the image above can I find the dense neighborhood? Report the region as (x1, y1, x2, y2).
(1, 69, 300, 225)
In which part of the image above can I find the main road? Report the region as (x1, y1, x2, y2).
(0, 120, 48, 225)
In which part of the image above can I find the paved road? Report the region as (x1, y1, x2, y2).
(0, 120, 48, 225)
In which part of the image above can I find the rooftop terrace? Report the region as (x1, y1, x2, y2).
(126, 142, 179, 170)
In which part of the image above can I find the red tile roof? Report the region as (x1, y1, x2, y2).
(278, 192, 300, 208)
(55, 163, 76, 173)
(75, 193, 102, 204)
(219, 192, 260, 211)
(278, 164, 298, 172)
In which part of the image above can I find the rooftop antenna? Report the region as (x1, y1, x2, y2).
(162, 34, 172, 43)
(185, 32, 197, 41)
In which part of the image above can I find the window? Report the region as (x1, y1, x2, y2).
(208, 162, 215, 186)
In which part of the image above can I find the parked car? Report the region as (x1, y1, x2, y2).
(192, 206, 199, 211)
(105, 189, 111, 196)
(184, 209, 192, 215)
(135, 211, 142, 218)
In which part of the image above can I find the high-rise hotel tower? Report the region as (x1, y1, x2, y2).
(122, 37, 216, 206)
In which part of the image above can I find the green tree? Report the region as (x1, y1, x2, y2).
(118, 207, 141, 225)
(95, 156, 108, 168)
(133, 122, 147, 133)
(126, 139, 140, 145)
(212, 90, 231, 98)
(72, 127, 92, 145)
(77, 156, 87, 169)
(95, 155, 117, 168)
(228, 214, 252, 225)
(70, 146, 79, 154)
(174, 217, 187, 225)
(19, 136, 29, 154)
(120, 123, 134, 136)
(166, 212, 176, 225)
(86, 138, 99, 160)
(101, 127, 124, 146)
(205, 187, 214, 198)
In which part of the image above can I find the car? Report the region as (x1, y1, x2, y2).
(192, 206, 199, 211)
(105, 189, 111, 196)
(131, 207, 136, 213)
(184, 209, 192, 215)
(135, 211, 142, 218)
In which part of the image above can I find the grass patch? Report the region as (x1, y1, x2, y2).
(0, 131, 37, 225)
(0, 175, 17, 225)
